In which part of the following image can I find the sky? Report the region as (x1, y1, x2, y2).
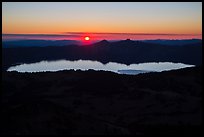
(2, 2, 202, 41)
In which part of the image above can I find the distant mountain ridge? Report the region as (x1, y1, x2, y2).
(2, 39, 202, 48)
(2, 39, 202, 71)
(142, 39, 202, 46)
(2, 40, 81, 48)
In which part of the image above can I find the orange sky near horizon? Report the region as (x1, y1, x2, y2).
(2, 2, 202, 36)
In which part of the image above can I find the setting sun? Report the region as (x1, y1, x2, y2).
(84, 36, 90, 41)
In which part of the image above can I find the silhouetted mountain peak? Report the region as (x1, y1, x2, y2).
(100, 39, 109, 43)
(94, 39, 110, 46)
(113, 39, 137, 46)
(125, 38, 131, 41)
(122, 39, 133, 42)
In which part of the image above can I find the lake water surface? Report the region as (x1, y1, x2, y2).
(7, 60, 194, 75)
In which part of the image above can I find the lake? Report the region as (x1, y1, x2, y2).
(7, 60, 194, 75)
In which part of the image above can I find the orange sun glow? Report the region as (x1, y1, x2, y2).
(84, 36, 90, 41)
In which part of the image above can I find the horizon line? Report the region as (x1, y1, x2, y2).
(2, 32, 202, 36)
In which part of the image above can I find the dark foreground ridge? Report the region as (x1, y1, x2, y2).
(1, 66, 202, 135)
